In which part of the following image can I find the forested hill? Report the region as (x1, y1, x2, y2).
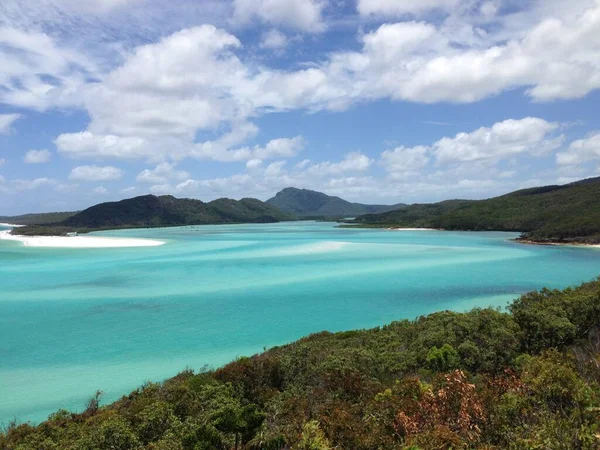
(2, 278, 599, 449)
(267, 187, 405, 217)
(12, 195, 292, 235)
(352, 176, 600, 244)
(0, 211, 77, 226)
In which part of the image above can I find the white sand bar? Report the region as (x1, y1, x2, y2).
(0, 230, 165, 248)
(387, 227, 437, 231)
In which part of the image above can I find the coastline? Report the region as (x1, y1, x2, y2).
(0, 229, 165, 248)
(514, 238, 600, 249)
(386, 227, 438, 231)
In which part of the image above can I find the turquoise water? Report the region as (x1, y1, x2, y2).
(1, 222, 599, 425)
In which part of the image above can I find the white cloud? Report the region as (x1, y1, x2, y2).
(69, 165, 124, 181)
(0, 113, 22, 134)
(231, 0, 326, 32)
(24, 149, 51, 164)
(357, 0, 460, 17)
(556, 132, 600, 166)
(137, 163, 190, 184)
(93, 186, 108, 194)
(306, 152, 373, 175)
(432, 118, 564, 164)
(52, 0, 141, 13)
(0, 158, 5, 167)
(56, 132, 149, 160)
(260, 29, 288, 50)
(121, 186, 137, 195)
(13, 178, 57, 191)
(381, 145, 430, 177)
(0, 27, 96, 110)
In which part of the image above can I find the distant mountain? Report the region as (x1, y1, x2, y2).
(266, 187, 405, 217)
(13, 195, 292, 235)
(352, 176, 600, 244)
(0, 211, 77, 226)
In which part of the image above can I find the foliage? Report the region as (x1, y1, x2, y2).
(12, 195, 293, 236)
(267, 187, 405, 217)
(351, 176, 600, 244)
(2, 279, 600, 449)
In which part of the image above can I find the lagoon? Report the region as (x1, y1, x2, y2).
(1, 222, 599, 424)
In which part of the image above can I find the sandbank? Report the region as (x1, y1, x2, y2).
(0, 230, 165, 248)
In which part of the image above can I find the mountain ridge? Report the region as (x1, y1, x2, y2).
(12, 194, 292, 236)
(267, 187, 405, 217)
(351, 176, 600, 244)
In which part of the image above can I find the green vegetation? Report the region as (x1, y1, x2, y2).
(350, 177, 600, 244)
(0, 211, 77, 226)
(267, 187, 405, 217)
(11, 195, 293, 236)
(3, 279, 599, 449)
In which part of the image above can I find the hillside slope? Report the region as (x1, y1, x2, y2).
(0, 211, 77, 225)
(13, 195, 292, 235)
(2, 278, 599, 449)
(353, 177, 600, 244)
(267, 187, 405, 217)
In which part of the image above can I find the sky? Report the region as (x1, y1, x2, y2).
(0, 0, 599, 214)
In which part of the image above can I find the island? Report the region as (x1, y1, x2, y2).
(348, 176, 600, 246)
(8, 194, 293, 237)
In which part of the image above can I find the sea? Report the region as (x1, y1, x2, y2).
(1, 221, 599, 424)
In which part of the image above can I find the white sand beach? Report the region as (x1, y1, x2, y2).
(387, 227, 437, 231)
(0, 230, 165, 248)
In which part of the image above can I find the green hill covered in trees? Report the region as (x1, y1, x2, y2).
(0, 211, 77, 226)
(11, 195, 292, 236)
(2, 279, 599, 449)
(351, 177, 600, 244)
(267, 187, 405, 218)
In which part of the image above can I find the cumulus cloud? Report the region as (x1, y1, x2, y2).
(137, 163, 190, 184)
(12, 178, 58, 191)
(381, 145, 430, 178)
(56, 132, 149, 160)
(380, 118, 563, 177)
(0, 113, 22, 134)
(260, 29, 288, 50)
(0, 27, 96, 110)
(432, 118, 564, 164)
(93, 186, 108, 194)
(69, 165, 124, 181)
(357, 0, 460, 17)
(34, 2, 600, 167)
(306, 152, 373, 175)
(231, 0, 326, 32)
(24, 149, 52, 164)
(556, 132, 600, 166)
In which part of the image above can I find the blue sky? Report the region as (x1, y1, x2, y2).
(0, 0, 599, 214)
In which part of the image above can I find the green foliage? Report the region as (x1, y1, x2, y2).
(12, 194, 293, 236)
(352, 176, 600, 243)
(426, 344, 460, 372)
(294, 421, 331, 450)
(2, 279, 600, 450)
(267, 187, 405, 217)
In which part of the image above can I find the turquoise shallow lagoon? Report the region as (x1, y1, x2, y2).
(1, 222, 599, 424)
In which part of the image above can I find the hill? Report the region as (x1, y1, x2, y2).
(351, 177, 600, 244)
(12, 195, 292, 235)
(2, 278, 599, 449)
(0, 211, 77, 226)
(266, 187, 405, 217)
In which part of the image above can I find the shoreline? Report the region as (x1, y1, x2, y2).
(0, 230, 165, 248)
(386, 227, 438, 231)
(514, 238, 600, 249)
